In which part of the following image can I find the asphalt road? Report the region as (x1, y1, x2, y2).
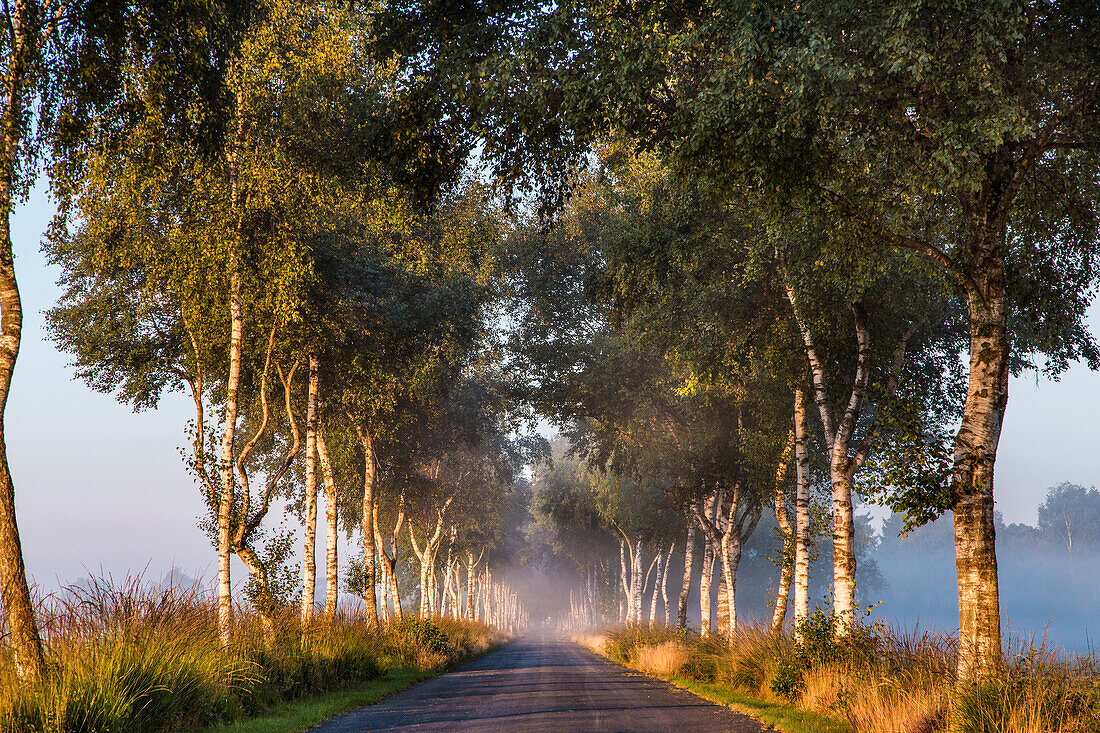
(310, 637, 766, 733)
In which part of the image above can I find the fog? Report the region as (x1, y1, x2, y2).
(533, 502, 1099, 653)
(870, 514, 1099, 652)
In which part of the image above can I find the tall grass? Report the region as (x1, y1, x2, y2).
(598, 620, 1100, 733)
(0, 576, 502, 733)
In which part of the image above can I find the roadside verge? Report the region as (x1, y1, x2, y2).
(202, 640, 507, 733)
(573, 634, 851, 733)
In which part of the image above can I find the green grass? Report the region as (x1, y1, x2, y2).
(668, 676, 852, 733)
(198, 667, 433, 733)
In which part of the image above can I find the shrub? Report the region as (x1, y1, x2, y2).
(770, 655, 806, 702)
(767, 609, 879, 704)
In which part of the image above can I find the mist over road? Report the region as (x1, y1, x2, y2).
(311, 637, 764, 732)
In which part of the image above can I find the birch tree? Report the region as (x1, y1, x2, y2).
(402, 0, 1100, 680)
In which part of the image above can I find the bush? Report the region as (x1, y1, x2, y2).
(767, 609, 879, 703)
(770, 656, 806, 702)
(603, 623, 684, 665)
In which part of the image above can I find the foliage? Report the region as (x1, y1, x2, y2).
(389, 619, 452, 659)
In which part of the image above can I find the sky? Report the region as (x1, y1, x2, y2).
(7, 184, 1100, 592)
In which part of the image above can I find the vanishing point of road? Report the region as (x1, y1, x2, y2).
(310, 637, 766, 732)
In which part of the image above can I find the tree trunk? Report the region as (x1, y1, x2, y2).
(410, 528, 430, 619)
(648, 543, 663, 625)
(618, 539, 629, 622)
(784, 278, 875, 636)
(830, 467, 857, 633)
(0, 0, 45, 683)
(716, 550, 729, 639)
(377, 551, 391, 623)
(631, 538, 643, 623)
(465, 553, 477, 620)
(216, 258, 242, 646)
(216, 270, 242, 645)
(953, 275, 1007, 681)
(300, 354, 319, 624)
(678, 520, 694, 629)
(317, 428, 338, 619)
(386, 549, 402, 620)
(699, 535, 714, 637)
(717, 536, 734, 638)
(793, 387, 812, 634)
(722, 535, 743, 637)
(215, 93, 248, 648)
(661, 543, 673, 625)
(771, 432, 795, 632)
(417, 555, 430, 619)
(356, 426, 378, 623)
(386, 503, 404, 621)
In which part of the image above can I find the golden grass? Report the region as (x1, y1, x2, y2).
(572, 631, 608, 657)
(634, 640, 688, 677)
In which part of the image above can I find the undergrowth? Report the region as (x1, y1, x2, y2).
(0, 576, 503, 733)
(589, 617, 1100, 733)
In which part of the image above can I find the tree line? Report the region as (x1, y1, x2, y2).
(1, 0, 534, 681)
(0, 0, 1097, 689)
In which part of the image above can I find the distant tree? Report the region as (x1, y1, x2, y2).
(1037, 483, 1100, 556)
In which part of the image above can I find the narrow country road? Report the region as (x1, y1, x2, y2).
(310, 637, 766, 732)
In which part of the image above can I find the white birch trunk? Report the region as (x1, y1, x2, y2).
(771, 431, 795, 633)
(661, 543, 674, 625)
(356, 425, 378, 623)
(649, 543, 664, 625)
(678, 520, 694, 629)
(631, 538, 643, 623)
(793, 387, 812, 635)
(300, 354, 319, 623)
(317, 428, 338, 619)
(699, 535, 714, 637)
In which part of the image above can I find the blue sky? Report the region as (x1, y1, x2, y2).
(8, 184, 1100, 590)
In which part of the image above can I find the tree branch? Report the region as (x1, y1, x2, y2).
(779, 263, 837, 445)
(243, 360, 301, 535)
(817, 187, 970, 291)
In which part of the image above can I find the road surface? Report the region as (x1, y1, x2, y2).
(311, 637, 766, 732)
